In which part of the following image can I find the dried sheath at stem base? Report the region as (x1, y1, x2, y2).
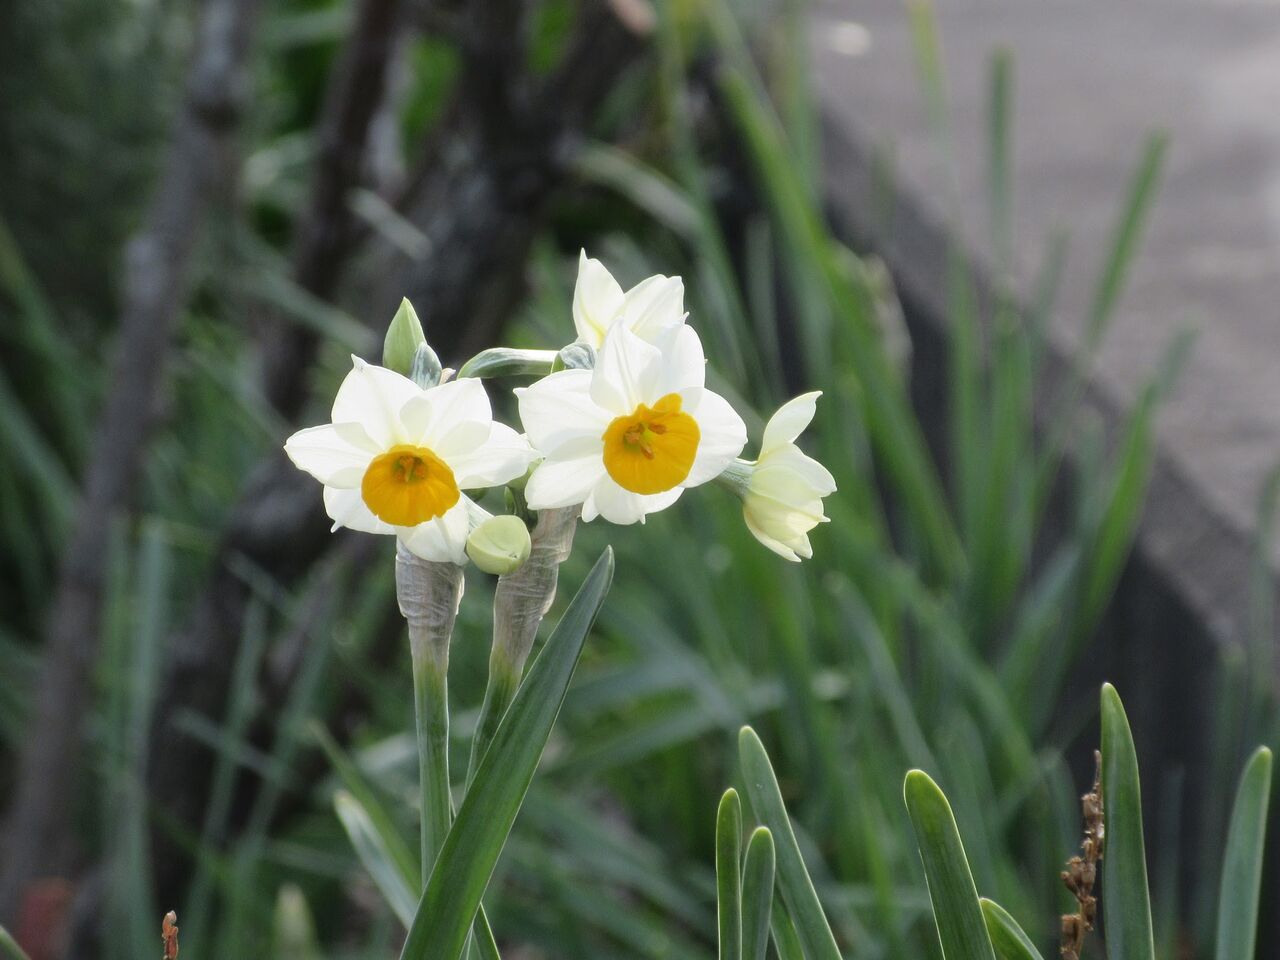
(492, 506, 580, 672)
(395, 544, 464, 662)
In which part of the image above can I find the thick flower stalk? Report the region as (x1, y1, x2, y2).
(517, 323, 747, 524)
(467, 505, 581, 783)
(395, 545, 463, 880)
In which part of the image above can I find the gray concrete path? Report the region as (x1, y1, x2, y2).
(813, 0, 1280, 648)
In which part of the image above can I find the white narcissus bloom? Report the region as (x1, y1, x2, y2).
(572, 250, 686, 349)
(517, 323, 746, 524)
(284, 358, 535, 564)
(742, 392, 837, 561)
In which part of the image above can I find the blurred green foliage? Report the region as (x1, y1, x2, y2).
(0, 1, 1274, 958)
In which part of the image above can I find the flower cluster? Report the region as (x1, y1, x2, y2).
(285, 253, 836, 566)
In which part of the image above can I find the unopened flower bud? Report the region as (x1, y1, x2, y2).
(466, 514, 532, 575)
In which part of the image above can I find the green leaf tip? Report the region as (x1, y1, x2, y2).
(1099, 681, 1155, 960)
(736, 724, 841, 960)
(717, 787, 743, 960)
(980, 898, 1045, 960)
(903, 769, 997, 960)
(1215, 744, 1273, 960)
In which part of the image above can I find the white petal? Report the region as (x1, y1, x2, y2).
(524, 454, 608, 509)
(743, 509, 803, 562)
(622, 274, 684, 342)
(755, 446, 837, 498)
(396, 498, 471, 564)
(516, 370, 612, 456)
(324, 485, 394, 535)
(573, 250, 625, 348)
(655, 324, 706, 403)
(399, 377, 493, 451)
(590, 324, 663, 413)
(583, 478, 683, 524)
(332, 357, 421, 448)
(762, 391, 823, 455)
(447, 422, 535, 489)
(684, 389, 747, 486)
(284, 422, 377, 487)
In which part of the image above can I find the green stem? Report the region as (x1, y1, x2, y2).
(411, 643, 452, 887)
(466, 650, 522, 787)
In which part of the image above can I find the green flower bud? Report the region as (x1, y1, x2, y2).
(383, 298, 429, 378)
(466, 514, 532, 575)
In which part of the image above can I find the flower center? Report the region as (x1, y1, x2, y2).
(602, 394, 700, 495)
(361, 444, 459, 526)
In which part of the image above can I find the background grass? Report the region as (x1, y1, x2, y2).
(0, 0, 1273, 958)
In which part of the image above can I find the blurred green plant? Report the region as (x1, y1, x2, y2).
(2, 0, 1271, 958)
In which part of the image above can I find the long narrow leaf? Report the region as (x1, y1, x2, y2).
(398, 549, 614, 960)
(1215, 746, 1273, 960)
(0, 925, 32, 960)
(717, 789, 743, 960)
(742, 827, 776, 960)
(738, 727, 841, 960)
(980, 899, 1044, 960)
(1100, 683, 1155, 960)
(903, 770, 996, 960)
(335, 791, 419, 926)
(769, 896, 806, 960)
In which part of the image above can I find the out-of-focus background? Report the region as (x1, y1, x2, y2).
(2, 0, 1279, 957)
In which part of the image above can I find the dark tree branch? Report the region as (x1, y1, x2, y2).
(261, 0, 406, 421)
(0, 0, 261, 927)
(138, 0, 646, 913)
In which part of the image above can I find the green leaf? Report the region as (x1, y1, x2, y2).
(1100, 683, 1155, 960)
(902, 769, 997, 960)
(382, 298, 428, 377)
(717, 789, 743, 960)
(334, 791, 418, 927)
(0, 925, 32, 960)
(769, 897, 806, 960)
(1215, 746, 1273, 960)
(398, 548, 615, 960)
(737, 727, 841, 960)
(742, 828, 776, 960)
(456, 347, 558, 380)
(980, 899, 1044, 960)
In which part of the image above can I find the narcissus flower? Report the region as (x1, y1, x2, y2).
(284, 358, 534, 563)
(740, 392, 837, 561)
(517, 323, 746, 524)
(572, 250, 685, 350)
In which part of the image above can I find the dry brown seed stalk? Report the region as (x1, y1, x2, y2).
(1060, 751, 1105, 960)
(162, 910, 179, 960)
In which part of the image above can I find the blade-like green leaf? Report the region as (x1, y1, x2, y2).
(903, 769, 997, 960)
(1100, 683, 1155, 960)
(0, 925, 32, 960)
(980, 899, 1044, 960)
(769, 896, 806, 960)
(1215, 746, 1273, 960)
(717, 788, 743, 960)
(313, 723, 420, 895)
(738, 727, 841, 960)
(398, 549, 614, 960)
(335, 791, 418, 927)
(742, 828, 776, 960)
